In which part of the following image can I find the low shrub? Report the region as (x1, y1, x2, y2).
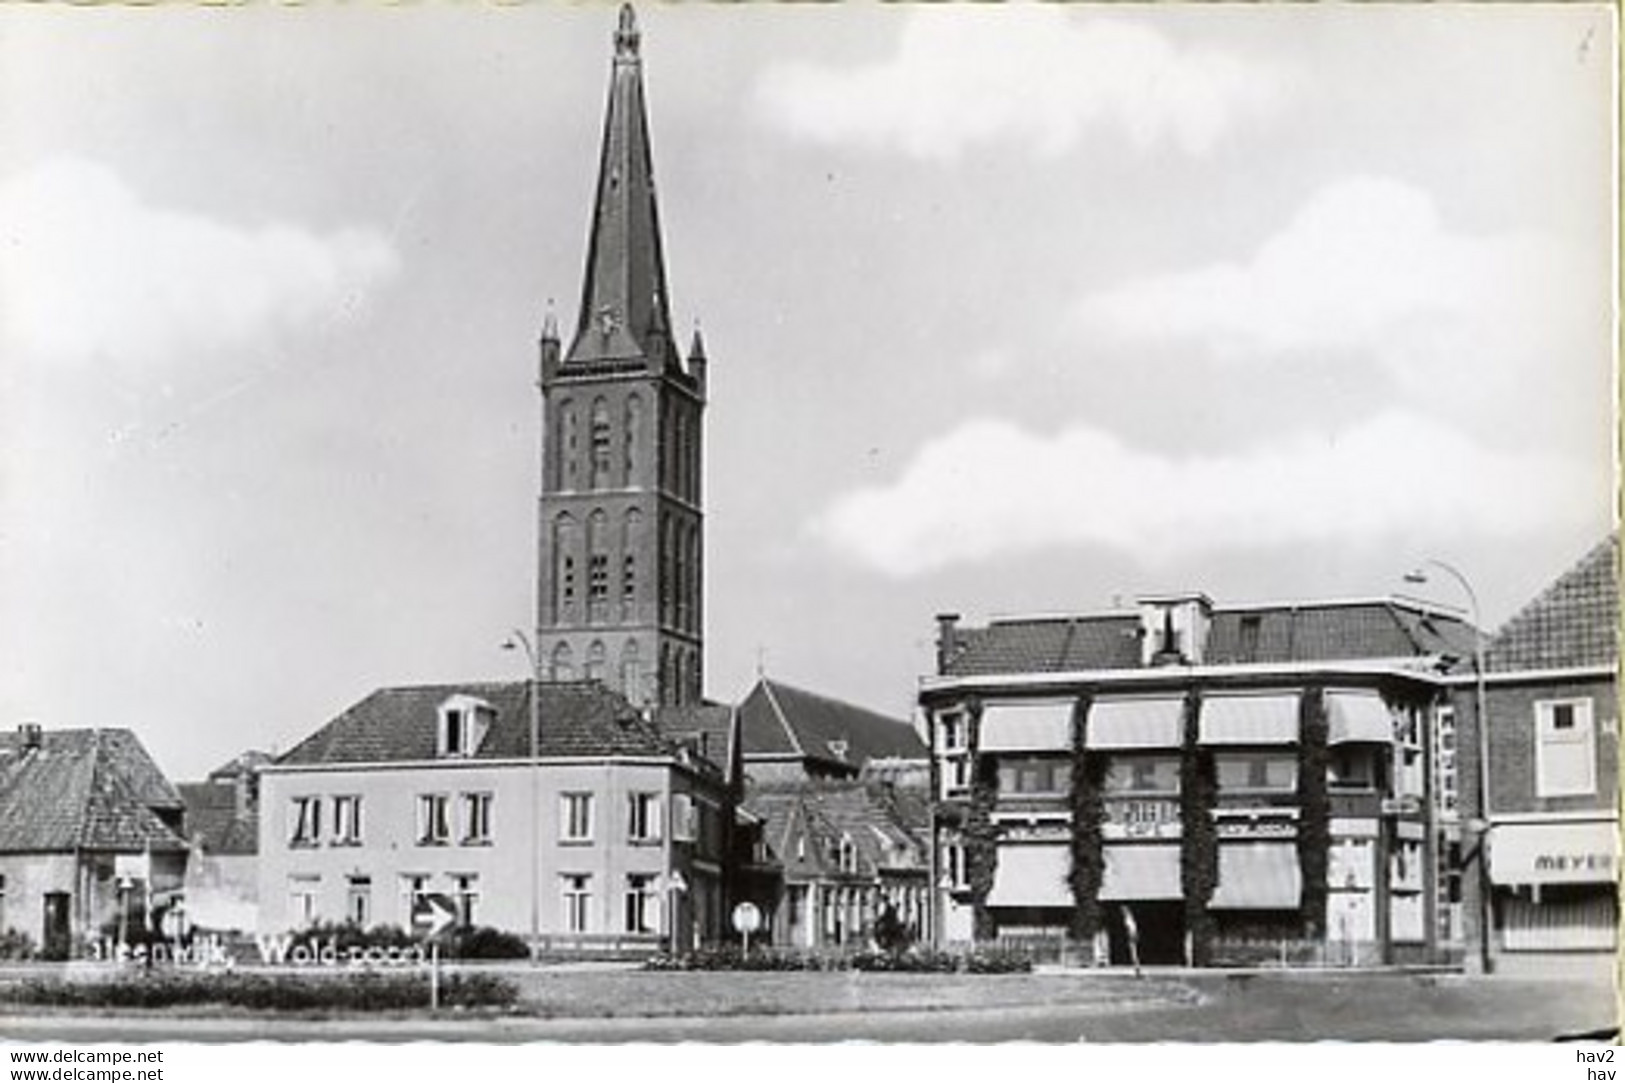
(0, 928, 36, 961)
(0, 970, 519, 1013)
(444, 926, 530, 961)
(645, 945, 1033, 974)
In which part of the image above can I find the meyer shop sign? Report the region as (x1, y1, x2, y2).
(1489, 819, 1617, 885)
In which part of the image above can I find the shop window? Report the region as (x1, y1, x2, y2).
(1215, 753, 1297, 792)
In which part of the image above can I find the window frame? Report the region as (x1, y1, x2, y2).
(628, 791, 663, 843)
(624, 873, 660, 935)
(1534, 697, 1597, 798)
(460, 791, 493, 846)
(331, 794, 363, 846)
(417, 793, 452, 847)
(560, 792, 595, 844)
(562, 873, 593, 934)
(289, 796, 323, 848)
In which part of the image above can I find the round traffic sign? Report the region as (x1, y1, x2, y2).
(731, 901, 762, 934)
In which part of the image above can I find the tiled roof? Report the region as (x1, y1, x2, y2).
(944, 600, 1477, 677)
(738, 679, 925, 770)
(1486, 536, 1618, 673)
(177, 782, 257, 856)
(278, 680, 689, 767)
(744, 779, 929, 879)
(0, 729, 188, 853)
(652, 702, 734, 766)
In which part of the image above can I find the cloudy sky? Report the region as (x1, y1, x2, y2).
(0, 4, 1614, 782)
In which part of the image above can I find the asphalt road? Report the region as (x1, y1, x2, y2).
(0, 972, 1612, 1043)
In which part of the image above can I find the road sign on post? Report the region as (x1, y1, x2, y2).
(411, 893, 457, 1009)
(731, 901, 762, 956)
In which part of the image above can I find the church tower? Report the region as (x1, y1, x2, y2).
(537, 6, 706, 709)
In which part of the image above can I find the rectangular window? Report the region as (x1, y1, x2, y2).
(1328, 747, 1378, 791)
(628, 792, 662, 842)
(400, 874, 430, 925)
(289, 796, 322, 848)
(1536, 699, 1597, 797)
(672, 793, 697, 842)
(1102, 756, 1182, 795)
(937, 712, 967, 752)
(443, 709, 465, 756)
(943, 842, 969, 890)
(331, 795, 362, 846)
(562, 874, 592, 934)
(941, 754, 971, 798)
(346, 876, 371, 927)
(288, 875, 320, 927)
(417, 793, 451, 846)
(1216, 753, 1298, 792)
(561, 793, 594, 843)
(996, 757, 1072, 795)
(625, 874, 659, 934)
(461, 792, 493, 845)
(451, 873, 479, 927)
(1391, 839, 1423, 892)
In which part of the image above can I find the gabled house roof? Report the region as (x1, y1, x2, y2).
(277, 680, 706, 768)
(1485, 535, 1618, 673)
(736, 679, 925, 773)
(744, 779, 929, 882)
(943, 598, 1478, 677)
(177, 781, 257, 856)
(0, 728, 187, 854)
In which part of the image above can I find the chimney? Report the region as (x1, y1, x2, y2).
(934, 613, 961, 675)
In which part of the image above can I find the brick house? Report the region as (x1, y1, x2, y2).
(1452, 536, 1617, 977)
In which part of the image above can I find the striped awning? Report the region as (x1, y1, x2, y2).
(1098, 844, 1183, 901)
(1199, 694, 1299, 746)
(986, 844, 1072, 907)
(979, 702, 1073, 753)
(1325, 691, 1393, 745)
(1210, 843, 1302, 909)
(1087, 698, 1184, 749)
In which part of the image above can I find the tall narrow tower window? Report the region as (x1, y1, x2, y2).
(563, 405, 580, 490)
(553, 512, 578, 621)
(620, 641, 641, 702)
(550, 643, 575, 682)
(623, 395, 641, 487)
(588, 510, 609, 622)
(590, 398, 612, 489)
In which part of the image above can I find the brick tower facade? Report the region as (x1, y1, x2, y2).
(537, 6, 705, 709)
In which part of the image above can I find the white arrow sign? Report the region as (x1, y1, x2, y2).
(412, 893, 457, 938)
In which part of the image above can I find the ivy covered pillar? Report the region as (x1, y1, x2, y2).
(962, 699, 1000, 942)
(1297, 686, 1330, 942)
(1180, 687, 1216, 966)
(1067, 691, 1104, 944)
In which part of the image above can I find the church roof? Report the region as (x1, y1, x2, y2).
(1485, 535, 1618, 673)
(737, 679, 926, 771)
(566, 4, 678, 371)
(277, 680, 707, 768)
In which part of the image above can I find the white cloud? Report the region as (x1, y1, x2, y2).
(756, 7, 1281, 160)
(1072, 176, 1602, 427)
(813, 411, 1603, 577)
(0, 157, 399, 368)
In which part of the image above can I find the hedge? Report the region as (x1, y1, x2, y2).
(0, 970, 519, 1012)
(644, 946, 1032, 974)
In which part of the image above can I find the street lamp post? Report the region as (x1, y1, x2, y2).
(503, 630, 543, 961)
(1405, 559, 1493, 975)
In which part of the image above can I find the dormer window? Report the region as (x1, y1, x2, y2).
(827, 739, 849, 762)
(438, 695, 494, 758)
(1137, 593, 1213, 667)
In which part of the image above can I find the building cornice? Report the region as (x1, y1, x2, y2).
(920, 658, 1448, 699)
(1440, 664, 1617, 687)
(260, 754, 686, 776)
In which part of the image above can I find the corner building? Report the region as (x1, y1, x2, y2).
(921, 595, 1475, 967)
(537, 5, 707, 710)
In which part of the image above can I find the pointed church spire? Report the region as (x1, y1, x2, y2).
(567, 4, 676, 369)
